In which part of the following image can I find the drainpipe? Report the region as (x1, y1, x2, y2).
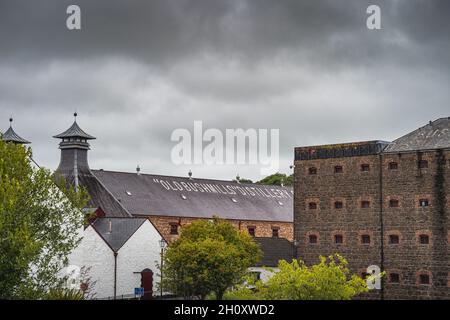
(113, 252, 118, 300)
(378, 154, 385, 300)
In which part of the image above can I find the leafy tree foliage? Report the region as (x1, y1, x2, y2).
(160, 217, 261, 300)
(257, 173, 293, 186)
(229, 254, 368, 300)
(0, 140, 88, 299)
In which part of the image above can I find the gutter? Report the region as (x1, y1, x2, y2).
(114, 252, 118, 299)
(378, 154, 385, 300)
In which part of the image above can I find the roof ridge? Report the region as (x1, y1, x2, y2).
(92, 169, 292, 188)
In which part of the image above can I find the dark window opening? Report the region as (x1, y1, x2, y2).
(334, 166, 343, 173)
(389, 199, 399, 208)
(170, 223, 179, 235)
(272, 228, 279, 238)
(361, 235, 371, 244)
(418, 160, 428, 169)
(361, 201, 371, 208)
(309, 234, 318, 244)
(389, 273, 400, 284)
(419, 274, 430, 285)
(248, 226, 256, 237)
(389, 162, 398, 170)
(308, 202, 317, 210)
(361, 164, 370, 172)
(334, 201, 343, 209)
(419, 234, 430, 244)
(419, 199, 429, 207)
(308, 167, 317, 175)
(334, 234, 343, 244)
(389, 234, 400, 244)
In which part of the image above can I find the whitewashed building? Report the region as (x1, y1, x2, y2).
(69, 217, 163, 299)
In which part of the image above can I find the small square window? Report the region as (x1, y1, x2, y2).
(361, 164, 370, 172)
(361, 201, 370, 208)
(388, 162, 398, 170)
(272, 228, 279, 238)
(308, 167, 317, 175)
(170, 223, 179, 235)
(419, 274, 430, 285)
(389, 199, 399, 208)
(419, 199, 429, 207)
(334, 201, 343, 209)
(308, 202, 317, 210)
(389, 234, 400, 244)
(361, 235, 371, 244)
(419, 234, 429, 244)
(248, 227, 256, 237)
(309, 234, 318, 244)
(334, 234, 343, 244)
(389, 273, 400, 284)
(418, 160, 428, 169)
(334, 166, 343, 173)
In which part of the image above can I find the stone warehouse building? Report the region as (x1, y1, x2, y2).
(53, 114, 293, 242)
(294, 117, 450, 299)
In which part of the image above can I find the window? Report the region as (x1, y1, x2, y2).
(334, 201, 343, 209)
(361, 235, 371, 245)
(361, 201, 371, 208)
(308, 202, 317, 210)
(334, 166, 343, 173)
(419, 274, 430, 285)
(388, 162, 398, 170)
(419, 199, 429, 207)
(272, 227, 279, 238)
(308, 167, 317, 175)
(389, 273, 400, 284)
(361, 164, 370, 172)
(418, 160, 428, 169)
(389, 234, 400, 244)
(334, 234, 343, 244)
(309, 234, 318, 244)
(170, 223, 179, 235)
(419, 234, 429, 244)
(247, 226, 256, 237)
(389, 199, 399, 208)
(251, 272, 261, 281)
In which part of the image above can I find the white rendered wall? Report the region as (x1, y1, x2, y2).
(68, 226, 115, 299)
(115, 220, 163, 298)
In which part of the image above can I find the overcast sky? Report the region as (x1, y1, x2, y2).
(0, 0, 449, 181)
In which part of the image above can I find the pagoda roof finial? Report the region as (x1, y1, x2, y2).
(53, 113, 96, 140)
(2, 117, 31, 144)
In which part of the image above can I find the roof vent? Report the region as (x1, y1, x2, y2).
(236, 174, 240, 183)
(188, 169, 193, 179)
(108, 219, 112, 234)
(278, 201, 284, 206)
(126, 191, 132, 196)
(231, 198, 238, 203)
(181, 194, 187, 200)
(136, 165, 141, 175)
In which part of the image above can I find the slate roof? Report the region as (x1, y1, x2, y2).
(53, 121, 96, 140)
(2, 125, 30, 144)
(383, 117, 450, 153)
(78, 172, 132, 217)
(91, 170, 293, 222)
(92, 217, 147, 252)
(254, 237, 294, 267)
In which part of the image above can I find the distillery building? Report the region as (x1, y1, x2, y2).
(53, 114, 294, 242)
(293, 117, 450, 299)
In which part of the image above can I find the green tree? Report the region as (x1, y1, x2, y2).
(257, 173, 293, 186)
(160, 217, 261, 300)
(0, 140, 88, 299)
(229, 254, 368, 300)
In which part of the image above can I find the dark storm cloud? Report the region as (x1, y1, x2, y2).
(0, 0, 449, 180)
